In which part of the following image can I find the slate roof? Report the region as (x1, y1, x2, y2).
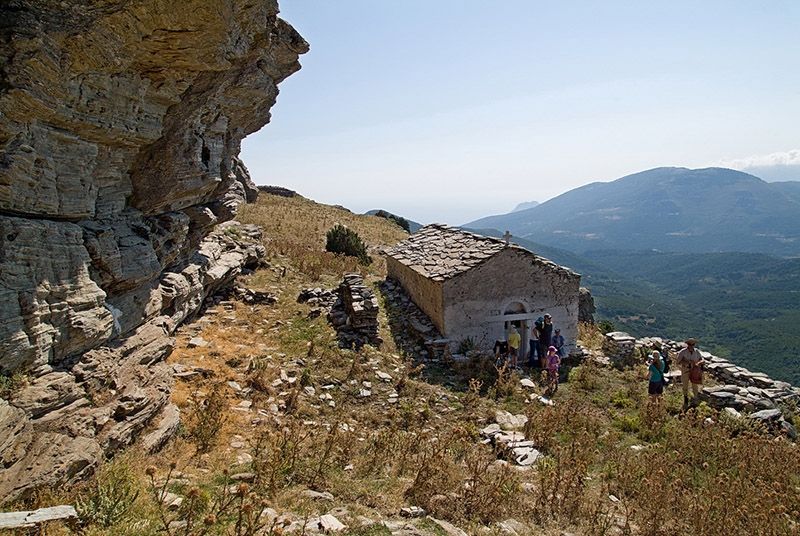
(384, 224, 577, 282)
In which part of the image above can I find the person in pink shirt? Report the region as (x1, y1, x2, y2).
(545, 345, 561, 395)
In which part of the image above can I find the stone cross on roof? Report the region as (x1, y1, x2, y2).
(503, 230, 512, 245)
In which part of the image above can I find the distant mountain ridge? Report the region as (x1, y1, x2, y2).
(512, 200, 539, 212)
(467, 167, 800, 255)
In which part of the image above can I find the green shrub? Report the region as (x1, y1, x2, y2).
(0, 372, 27, 398)
(567, 362, 600, 391)
(597, 319, 616, 334)
(457, 336, 476, 355)
(373, 210, 411, 232)
(326, 224, 371, 265)
(612, 413, 641, 433)
(76, 459, 141, 527)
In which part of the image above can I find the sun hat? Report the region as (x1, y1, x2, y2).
(544, 313, 551, 318)
(548, 345, 557, 352)
(685, 338, 697, 345)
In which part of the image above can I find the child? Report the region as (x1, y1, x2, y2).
(647, 350, 665, 402)
(546, 345, 561, 395)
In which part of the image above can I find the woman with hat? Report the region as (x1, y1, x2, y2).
(675, 338, 705, 409)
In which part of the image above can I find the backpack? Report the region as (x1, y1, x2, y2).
(662, 351, 671, 374)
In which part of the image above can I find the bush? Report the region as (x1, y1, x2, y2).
(0, 372, 27, 399)
(597, 319, 616, 334)
(457, 336, 476, 355)
(76, 459, 140, 528)
(373, 210, 411, 232)
(326, 224, 371, 265)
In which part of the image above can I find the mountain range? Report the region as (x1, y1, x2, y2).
(467, 167, 800, 256)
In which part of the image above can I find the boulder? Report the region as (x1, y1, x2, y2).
(495, 410, 528, 431)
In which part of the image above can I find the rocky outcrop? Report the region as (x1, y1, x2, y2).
(0, 0, 306, 501)
(258, 185, 298, 198)
(578, 287, 595, 323)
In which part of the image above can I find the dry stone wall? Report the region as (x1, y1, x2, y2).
(385, 257, 446, 333)
(299, 275, 382, 350)
(0, 0, 307, 502)
(620, 334, 799, 436)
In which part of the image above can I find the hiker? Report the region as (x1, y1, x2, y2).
(675, 338, 705, 409)
(493, 338, 509, 367)
(647, 350, 665, 402)
(529, 318, 542, 367)
(546, 345, 561, 395)
(507, 325, 521, 369)
(552, 328, 565, 357)
(538, 314, 554, 367)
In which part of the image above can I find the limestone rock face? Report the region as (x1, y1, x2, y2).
(578, 287, 596, 323)
(0, 0, 306, 501)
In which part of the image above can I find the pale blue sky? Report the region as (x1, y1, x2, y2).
(241, 1, 800, 224)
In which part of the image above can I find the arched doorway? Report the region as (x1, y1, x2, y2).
(503, 301, 529, 364)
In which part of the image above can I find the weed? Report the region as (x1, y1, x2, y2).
(457, 336, 476, 355)
(185, 385, 227, 453)
(578, 321, 605, 351)
(0, 372, 27, 399)
(568, 360, 601, 391)
(76, 459, 140, 528)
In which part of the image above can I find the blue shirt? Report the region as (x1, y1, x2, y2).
(649, 362, 665, 383)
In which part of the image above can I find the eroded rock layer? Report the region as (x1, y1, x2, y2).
(0, 0, 307, 501)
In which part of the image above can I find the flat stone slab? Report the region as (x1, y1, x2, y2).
(749, 408, 782, 422)
(0, 506, 78, 529)
(480, 423, 502, 437)
(187, 337, 208, 348)
(513, 447, 542, 466)
(494, 432, 526, 445)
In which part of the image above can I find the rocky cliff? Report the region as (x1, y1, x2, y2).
(0, 0, 307, 501)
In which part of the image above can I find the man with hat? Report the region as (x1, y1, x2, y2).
(538, 314, 554, 365)
(675, 338, 705, 409)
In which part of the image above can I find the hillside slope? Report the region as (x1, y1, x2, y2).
(467, 167, 800, 255)
(24, 192, 800, 536)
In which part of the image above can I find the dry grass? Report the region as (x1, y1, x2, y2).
(24, 196, 800, 536)
(238, 193, 408, 283)
(578, 321, 605, 351)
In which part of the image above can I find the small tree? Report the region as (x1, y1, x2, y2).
(374, 210, 411, 232)
(326, 224, 371, 265)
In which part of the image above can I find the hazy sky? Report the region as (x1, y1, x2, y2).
(241, 1, 800, 225)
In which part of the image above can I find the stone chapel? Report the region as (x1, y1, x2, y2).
(384, 224, 581, 355)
